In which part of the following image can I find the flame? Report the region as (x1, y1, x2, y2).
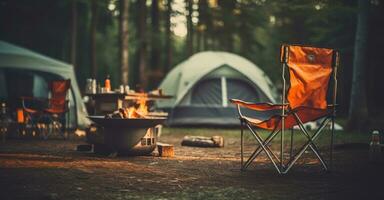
(125, 93, 148, 119)
(127, 107, 137, 118)
(136, 95, 148, 116)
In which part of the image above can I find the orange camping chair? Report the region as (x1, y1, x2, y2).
(230, 44, 339, 174)
(40, 79, 71, 139)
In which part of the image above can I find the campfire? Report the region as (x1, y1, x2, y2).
(105, 93, 149, 119)
(104, 92, 168, 120)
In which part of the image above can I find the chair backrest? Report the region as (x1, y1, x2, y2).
(281, 45, 338, 110)
(50, 79, 71, 99)
(49, 79, 71, 113)
(49, 98, 68, 113)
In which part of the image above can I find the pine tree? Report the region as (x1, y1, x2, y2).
(347, 0, 369, 130)
(120, 0, 130, 85)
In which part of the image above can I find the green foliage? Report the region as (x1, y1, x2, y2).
(0, 0, 383, 116)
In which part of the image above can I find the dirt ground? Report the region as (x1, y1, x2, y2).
(0, 129, 383, 200)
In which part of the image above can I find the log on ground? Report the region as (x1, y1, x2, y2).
(181, 135, 224, 148)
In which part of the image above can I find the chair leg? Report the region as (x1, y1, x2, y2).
(40, 114, 55, 140)
(284, 117, 331, 173)
(295, 117, 329, 171)
(246, 123, 282, 174)
(290, 128, 294, 161)
(235, 105, 284, 173)
(330, 115, 335, 171)
(281, 118, 285, 172)
(243, 128, 281, 169)
(240, 119, 244, 171)
(239, 118, 283, 173)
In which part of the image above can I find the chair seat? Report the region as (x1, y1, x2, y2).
(24, 108, 39, 114)
(242, 116, 264, 125)
(242, 115, 283, 130)
(230, 99, 287, 111)
(44, 108, 66, 114)
(240, 107, 332, 130)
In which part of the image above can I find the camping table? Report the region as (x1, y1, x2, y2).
(86, 92, 172, 115)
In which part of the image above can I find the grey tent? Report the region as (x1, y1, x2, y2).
(0, 40, 90, 128)
(157, 51, 278, 126)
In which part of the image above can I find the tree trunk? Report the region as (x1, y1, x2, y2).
(186, 0, 193, 56)
(164, 0, 173, 71)
(198, 0, 208, 51)
(196, 29, 201, 52)
(138, 0, 148, 89)
(150, 0, 160, 70)
(347, 0, 369, 130)
(120, 0, 129, 85)
(226, 32, 234, 52)
(90, 0, 98, 79)
(203, 31, 207, 50)
(70, 0, 77, 68)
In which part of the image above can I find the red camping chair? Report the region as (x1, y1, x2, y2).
(40, 79, 71, 139)
(230, 44, 339, 174)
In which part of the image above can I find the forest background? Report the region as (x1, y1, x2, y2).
(0, 0, 383, 129)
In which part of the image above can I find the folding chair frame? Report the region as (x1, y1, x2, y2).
(237, 45, 339, 174)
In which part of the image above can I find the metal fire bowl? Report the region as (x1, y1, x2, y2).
(88, 116, 166, 151)
(89, 116, 166, 128)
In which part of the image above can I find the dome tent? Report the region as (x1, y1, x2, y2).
(0, 40, 90, 129)
(157, 51, 278, 126)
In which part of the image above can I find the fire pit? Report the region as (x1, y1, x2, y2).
(86, 91, 170, 156)
(88, 116, 166, 155)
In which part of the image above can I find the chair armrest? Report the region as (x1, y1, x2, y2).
(20, 96, 48, 102)
(230, 99, 288, 111)
(20, 96, 48, 110)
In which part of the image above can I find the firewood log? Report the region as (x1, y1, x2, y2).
(119, 108, 128, 118)
(181, 136, 224, 147)
(105, 110, 123, 119)
(157, 142, 174, 157)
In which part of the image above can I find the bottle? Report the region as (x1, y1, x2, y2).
(125, 85, 130, 94)
(369, 130, 381, 163)
(92, 79, 97, 94)
(86, 78, 93, 94)
(105, 75, 111, 92)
